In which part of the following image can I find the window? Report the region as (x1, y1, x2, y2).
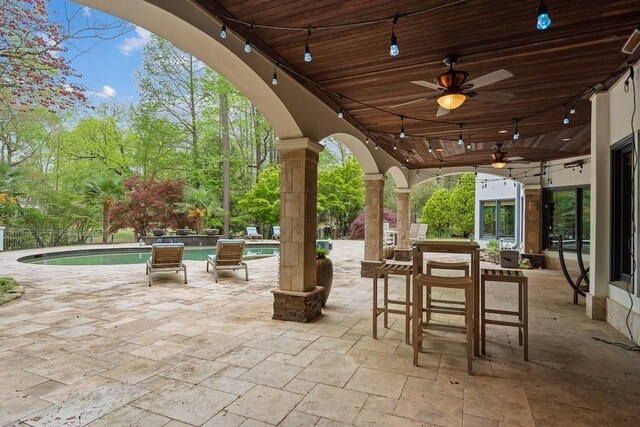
(611, 137, 633, 284)
(543, 187, 589, 251)
(481, 200, 515, 240)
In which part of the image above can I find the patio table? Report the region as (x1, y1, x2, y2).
(412, 240, 481, 356)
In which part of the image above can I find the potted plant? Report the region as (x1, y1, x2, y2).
(176, 227, 191, 236)
(205, 228, 220, 236)
(316, 247, 333, 307)
(152, 228, 166, 236)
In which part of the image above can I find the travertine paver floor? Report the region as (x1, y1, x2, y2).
(1, 240, 640, 426)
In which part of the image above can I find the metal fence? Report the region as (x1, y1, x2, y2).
(2, 228, 93, 251)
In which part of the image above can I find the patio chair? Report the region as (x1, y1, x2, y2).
(273, 225, 281, 240)
(146, 243, 187, 287)
(206, 239, 248, 282)
(383, 222, 396, 245)
(245, 226, 263, 240)
(417, 223, 428, 240)
(408, 223, 420, 243)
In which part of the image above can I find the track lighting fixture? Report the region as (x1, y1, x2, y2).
(536, 1, 551, 30)
(390, 14, 400, 57)
(220, 23, 227, 39)
(400, 116, 406, 139)
(304, 28, 312, 62)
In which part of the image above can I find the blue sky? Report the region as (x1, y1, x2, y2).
(49, 0, 152, 104)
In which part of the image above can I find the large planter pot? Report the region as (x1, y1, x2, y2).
(205, 228, 220, 236)
(176, 228, 191, 236)
(152, 229, 166, 237)
(316, 257, 334, 307)
(382, 245, 395, 260)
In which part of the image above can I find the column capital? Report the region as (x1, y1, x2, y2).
(363, 173, 385, 181)
(395, 188, 411, 194)
(276, 138, 324, 154)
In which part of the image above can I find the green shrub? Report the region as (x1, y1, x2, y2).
(0, 277, 17, 294)
(485, 240, 500, 255)
(316, 247, 329, 259)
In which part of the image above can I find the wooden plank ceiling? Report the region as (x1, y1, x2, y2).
(195, 0, 640, 169)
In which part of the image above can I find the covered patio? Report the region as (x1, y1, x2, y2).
(1, 240, 639, 426)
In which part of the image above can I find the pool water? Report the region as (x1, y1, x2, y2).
(20, 246, 279, 266)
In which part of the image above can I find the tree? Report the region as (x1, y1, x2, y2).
(449, 173, 476, 237)
(177, 187, 222, 234)
(109, 176, 186, 238)
(349, 209, 397, 240)
(84, 175, 123, 243)
(238, 165, 280, 234)
(421, 188, 452, 237)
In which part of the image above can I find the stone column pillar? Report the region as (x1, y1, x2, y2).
(523, 186, 541, 254)
(361, 174, 385, 277)
(395, 188, 412, 261)
(272, 138, 324, 322)
(587, 92, 610, 321)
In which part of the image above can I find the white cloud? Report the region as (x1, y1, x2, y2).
(96, 85, 116, 98)
(82, 6, 92, 17)
(118, 26, 152, 56)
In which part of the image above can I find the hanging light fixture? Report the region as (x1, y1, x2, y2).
(399, 116, 406, 139)
(570, 104, 576, 114)
(458, 124, 464, 146)
(304, 28, 312, 62)
(374, 143, 378, 150)
(393, 139, 398, 150)
(271, 64, 278, 86)
(389, 14, 400, 57)
(513, 119, 520, 140)
(439, 161, 442, 172)
(563, 111, 569, 125)
(466, 141, 471, 150)
(220, 23, 227, 39)
(365, 135, 369, 144)
(337, 96, 344, 119)
(491, 144, 507, 169)
(536, 0, 551, 30)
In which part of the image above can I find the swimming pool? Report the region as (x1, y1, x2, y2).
(18, 245, 279, 266)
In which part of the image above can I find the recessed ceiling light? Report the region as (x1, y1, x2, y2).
(498, 130, 508, 134)
(561, 138, 571, 141)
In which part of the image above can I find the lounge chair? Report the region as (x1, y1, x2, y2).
(207, 239, 248, 282)
(383, 222, 397, 245)
(410, 223, 428, 243)
(245, 226, 263, 240)
(146, 243, 187, 287)
(273, 225, 281, 240)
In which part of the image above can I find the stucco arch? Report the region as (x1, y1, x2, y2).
(386, 166, 409, 189)
(77, 0, 303, 140)
(323, 133, 379, 174)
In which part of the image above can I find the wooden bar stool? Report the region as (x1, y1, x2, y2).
(413, 271, 474, 374)
(480, 269, 528, 361)
(373, 262, 413, 344)
(425, 261, 469, 323)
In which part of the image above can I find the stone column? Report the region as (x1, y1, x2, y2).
(272, 138, 324, 322)
(361, 174, 385, 277)
(587, 92, 610, 321)
(523, 186, 541, 254)
(395, 188, 412, 261)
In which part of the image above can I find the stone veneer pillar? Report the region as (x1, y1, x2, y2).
(394, 188, 412, 261)
(272, 138, 324, 322)
(361, 174, 385, 277)
(523, 187, 542, 254)
(586, 92, 610, 321)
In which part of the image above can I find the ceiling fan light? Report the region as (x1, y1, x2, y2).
(491, 161, 507, 169)
(437, 93, 466, 110)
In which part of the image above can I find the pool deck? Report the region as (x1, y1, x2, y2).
(1, 240, 639, 426)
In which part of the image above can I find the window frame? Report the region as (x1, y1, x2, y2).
(543, 185, 590, 253)
(480, 199, 516, 241)
(610, 135, 634, 286)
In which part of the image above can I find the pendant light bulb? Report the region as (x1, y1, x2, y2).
(220, 23, 227, 39)
(466, 142, 471, 150)
(272, 72, 278, 86)
(337, 107, 343, 119)
(563, 112, 569, 125)
(513, 120, 520, 140)
(536, 0, 551, 30)
(399, 116, 406, 139)
(244, 38, 252, 53)
(428, 144, 433, 154)
(570, 104, 576, 114)
(389, 14, 400, 57)
(374, 144, 378, 150)
(304, 29, 312, 62)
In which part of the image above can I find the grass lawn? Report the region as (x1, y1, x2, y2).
(0, 277, 17, 294)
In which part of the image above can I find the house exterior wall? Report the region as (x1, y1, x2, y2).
(474, 173, 524, 249)
(587, 61, 640, 337)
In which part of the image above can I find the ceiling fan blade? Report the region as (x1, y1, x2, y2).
(388, 98, 428, 109)
(465, 69, 514, 89)
(473, 91, 514, 103)
(411, 80, 443, 91)
(436, 106, 450, 117)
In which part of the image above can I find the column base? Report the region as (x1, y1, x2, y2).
(272, 287, 323, 323)
(586, 293, 607, 321)
(360, 260, 384, 278)
(394, 249, 412, 262)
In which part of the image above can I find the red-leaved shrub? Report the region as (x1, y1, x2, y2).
(349, 209, 397, 239)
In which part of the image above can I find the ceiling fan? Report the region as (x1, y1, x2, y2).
(490, 143, 529, 168)
(391, 56, 514, 117)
